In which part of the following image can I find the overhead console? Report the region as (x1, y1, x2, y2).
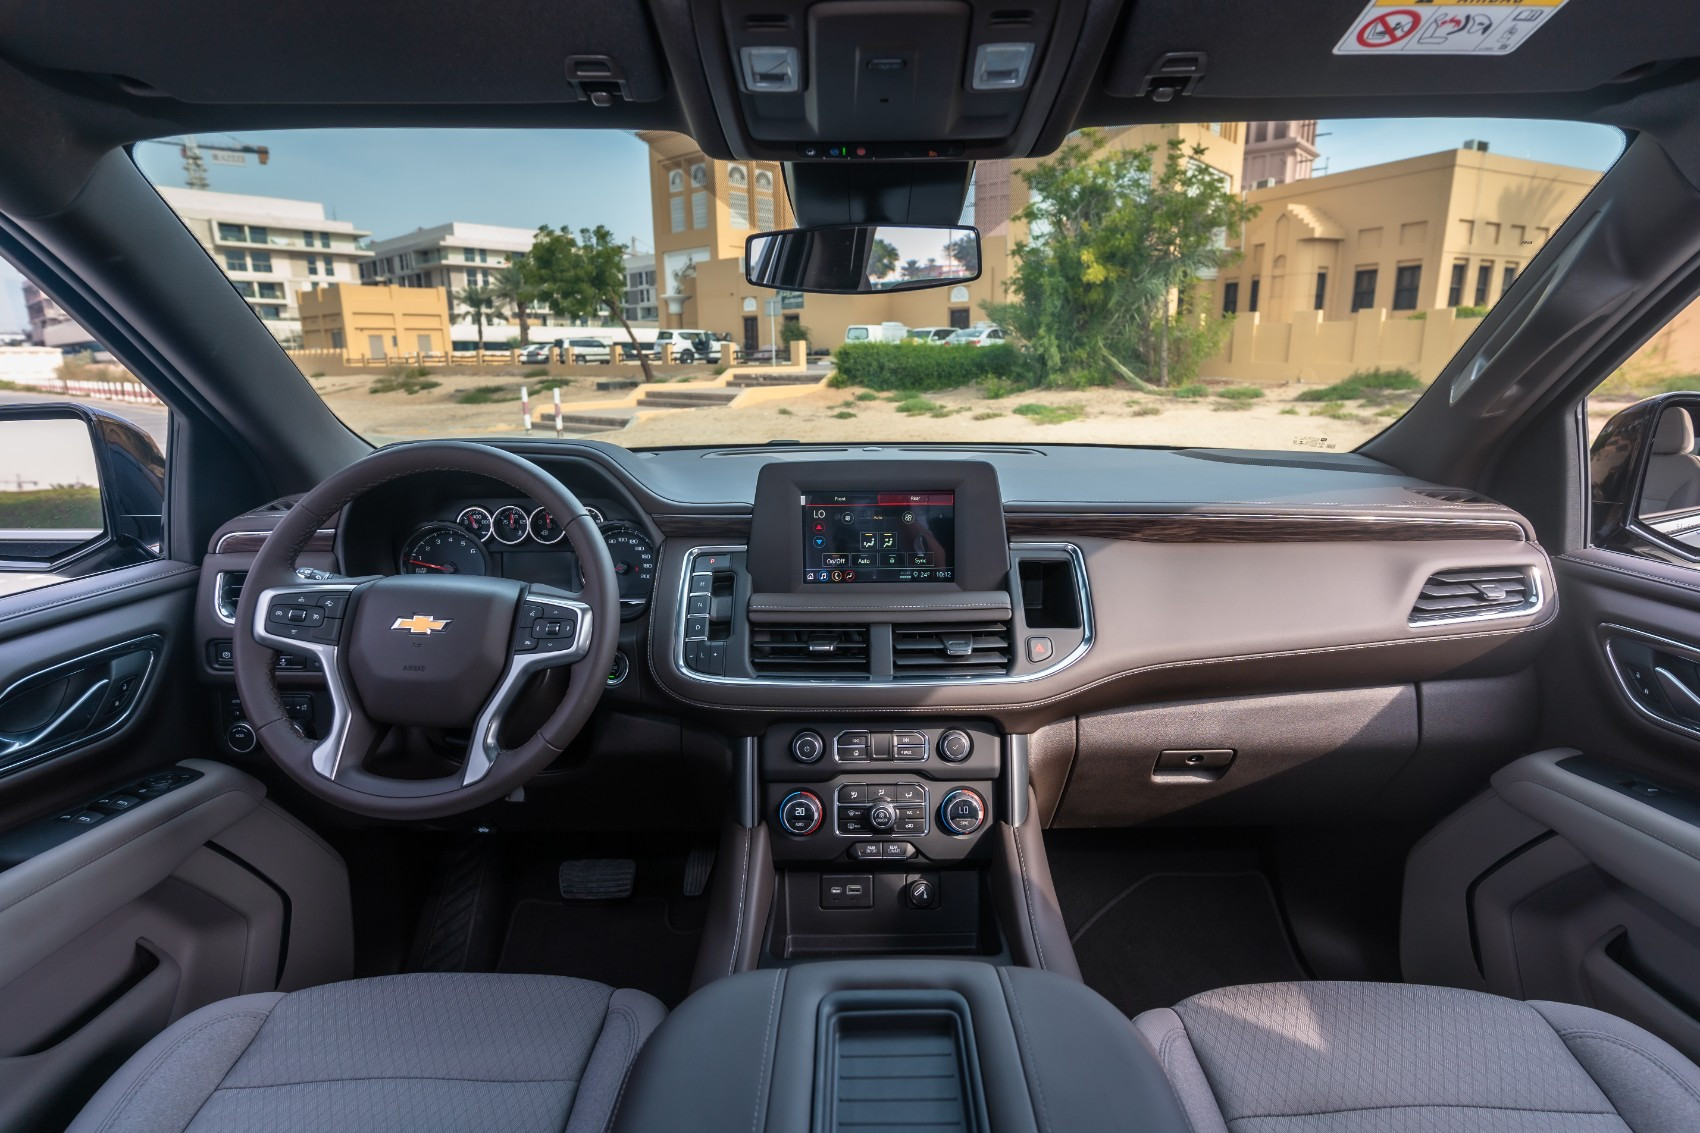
(673, 0, 1115, 161)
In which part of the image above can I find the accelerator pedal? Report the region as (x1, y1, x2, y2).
(558, 858, 636, 901)
(683, 845, 716, 898)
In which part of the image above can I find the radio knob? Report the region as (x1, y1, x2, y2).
(778, 790, 823, 836)
(868, 802, 897, 831)
(938, 729, 973, 763)
(791, 730, 825, 763)
(939, 788, 986, 836)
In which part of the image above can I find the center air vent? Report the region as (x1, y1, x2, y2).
(750, 625, 869, 678)
(893, 622, 1012, 679)
(1410, 568, 1536, 623)
(216, 571, 248, 622)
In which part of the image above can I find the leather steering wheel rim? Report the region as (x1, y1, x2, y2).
(232, 441, 619, 819)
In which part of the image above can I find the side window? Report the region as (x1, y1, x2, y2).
(1588, 296, 1700, 565)
(0, 258, 168, 594)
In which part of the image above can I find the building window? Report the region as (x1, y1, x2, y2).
(1351, 268, 1378, 312)
(692, 192, 709, 229)
(1248, 278, 1260, 312)
(478, 249, 487, 263)
(755, 169, 774, 192)
(1448, 262, 1467, 306)
(250, 251, 273, 273)
(1475, 263, 1493, 306)
(258, 282, 282, 299)
(729, 191, 749, 229)
(727, 164, 748, 187)
(1502, 264, 1517, 296)
(234, 281, 256, 297)
(463, 248, 475, 262)
(690, 163, 708, 187)
(1222, 281, 1239, 314)
(319, 232, 331, 249)
(257, 305, 283, 319)
(756, 195, 775, 230)
(302, 230, 316, 246)
(670, 197, 686, 233)
(248, 226, 269, 245)
(307, 254, 319, 276)
(1392, 264, 1421, 310)
(218, 222, 245, 242)
(1314, 271, 1327, 311)
(330, 330, 344, 349)
(225, 251, 248, 272)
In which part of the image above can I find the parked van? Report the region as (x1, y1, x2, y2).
(843, 322, 908, 344)
(653, 328, 726, 363)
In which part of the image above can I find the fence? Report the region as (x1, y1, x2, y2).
(0, 349, 163, 406)
(1203, 307, 1486, 385)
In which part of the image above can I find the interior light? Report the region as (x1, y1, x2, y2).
(971, 43, 1035, 91)
(740, 46, 801, 93)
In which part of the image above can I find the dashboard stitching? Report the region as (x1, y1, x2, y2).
(1557, 550, 1700, 596)
(649, 604, 1560, 715)
(1013, 825, 1046, 971)
(728, 825, 750, 977)
(0, 561, 197, 623)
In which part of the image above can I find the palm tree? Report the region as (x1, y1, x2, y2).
(868, 238, 899, 280)
(457, 284, 503, 351)
(491, 265, 535, 352)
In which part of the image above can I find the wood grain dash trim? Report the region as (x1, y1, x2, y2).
(1001, 512, 1526, 543)
(653, 514, 753, 540)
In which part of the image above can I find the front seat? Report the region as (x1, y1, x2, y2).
(67, 973, 664, 1133)
(1642, 406, 1700, 513)
(1135, 981, 1700, 1132)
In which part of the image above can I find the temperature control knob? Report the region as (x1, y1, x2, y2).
(868, 802, 897, 831)
(778, 791, 823, 836)
(791, 730, 825, 763)
(938, 729, 973, 762)
(938, 788, 987, 836)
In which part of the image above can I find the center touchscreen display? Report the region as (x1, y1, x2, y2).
(802, 491, 955, 583)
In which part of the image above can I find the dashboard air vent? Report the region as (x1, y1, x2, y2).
(216, 571, 248, 622)
(893, 622, 1012, 679)
(1410, 568, 1535, 623)
(750, 625, 869, 678)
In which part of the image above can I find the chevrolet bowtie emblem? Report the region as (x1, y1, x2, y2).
(391, 614, 450, 635)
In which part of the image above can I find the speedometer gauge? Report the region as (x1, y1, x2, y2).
(400, 524, 489, 576)
(599, 523, 656, 614)
(490, 505, 529, 545)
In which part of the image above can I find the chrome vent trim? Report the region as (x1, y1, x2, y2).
(892, 621, 1013, 679)
(214, 570, 247, 625)
(1409, 566, 1541, 626)
(750, 625, 871, 678)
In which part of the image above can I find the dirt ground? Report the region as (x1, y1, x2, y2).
(310, 365, 1640, 452)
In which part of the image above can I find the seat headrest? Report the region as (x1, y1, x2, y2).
(1653, 407, 1696, 455)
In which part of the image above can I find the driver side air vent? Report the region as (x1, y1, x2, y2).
(216, 571, 248, 622)
(893, 622, 1013, 679)
(750, 625, 869, 678)
(1410, 568, 1536, 623)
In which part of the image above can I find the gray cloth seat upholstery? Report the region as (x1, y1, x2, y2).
(67, 973, 665, 1133)
(1643, 407, 1700, 513)
(1134, 981, 1700, 1133)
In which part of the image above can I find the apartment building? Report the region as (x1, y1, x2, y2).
(623, 252, 658, 324)
(1216, 146, 1600, 323)
(360, 222, 547, 324)
(22, 279, 95, 351)
(157, 186, 370, 345)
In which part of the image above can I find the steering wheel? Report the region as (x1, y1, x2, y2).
(232, 442, 618, 819)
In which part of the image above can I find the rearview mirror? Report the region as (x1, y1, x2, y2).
(745, 224, 980, 295)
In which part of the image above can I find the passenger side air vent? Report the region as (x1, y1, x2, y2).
(216, 571, 247, 623)
(893, 622, 1012, 679)
(750, 625, 869, 678)
(1410, 568, 1536, 623)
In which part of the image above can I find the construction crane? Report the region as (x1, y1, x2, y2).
(138, 136, 269, 190)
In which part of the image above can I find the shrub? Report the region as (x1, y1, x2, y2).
(1013, 402, 1084, 425)
(854, 391, 878, 402)
(309, 370, 326, 378)
(831, 342, 1017, 392)
(1128, 402, 1162, 417)
(972, 410, 1003, 420)
(1169, 382, 1209, 399)
(979, 375, 1028, 400)
(894, 396, 946, 415)
(522, 367, 549, 378)
(777, 407, 794, 416)
(1294, 367, 1422, 403)
(369, 367, 440, 395)
(832, 410, 856, 419)
(780, 322, 812, 345)
(1309, 400, 1355, 420)
(1215, 385, 1264, 401)
(456, 385, 515, 405)
(1453, 304, 1490, 318)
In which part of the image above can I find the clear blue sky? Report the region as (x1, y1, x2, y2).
(0, 118, 1626, 334)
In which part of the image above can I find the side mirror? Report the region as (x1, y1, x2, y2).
(1591, 392, 1700, 564)
(0, 403, 164, 576)
(745, 224, 980, 295)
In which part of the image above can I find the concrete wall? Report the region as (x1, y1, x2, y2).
(0, 346, 64, 384)
(1203, 307, 1483, 384)
(299, 283, 452, 360)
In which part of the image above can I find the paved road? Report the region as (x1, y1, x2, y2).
(0, 389, 170, 449)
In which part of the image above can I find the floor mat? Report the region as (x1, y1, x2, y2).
(497, 896, 704, 1007)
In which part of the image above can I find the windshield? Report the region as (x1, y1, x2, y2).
(128, 120, 1623, 450)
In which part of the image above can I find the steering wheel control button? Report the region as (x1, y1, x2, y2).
(939, 788, 987, 836)
(779, 790, 824, 836)
(791, 730, 825, 763)
(868, 802, 897, 831)
(906, 877, 940, 910)
(937, 729, 973, 763)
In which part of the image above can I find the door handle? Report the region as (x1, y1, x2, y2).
(1654, 667, 1700, 722)
(0, 678, 109, 759)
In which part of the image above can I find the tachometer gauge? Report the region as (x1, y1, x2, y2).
(490, 504, 529, 545)
(400, 524, 490, 576)
(528, 506, 565, 544)
(599, 523, 657, 613)
(455, 506, 493, 541)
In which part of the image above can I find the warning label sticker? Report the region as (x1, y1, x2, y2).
(1334, 0, 1568, 56)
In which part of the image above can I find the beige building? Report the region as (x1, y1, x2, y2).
(360, 221, 549, 325)
(1243, 120, 1320, 188)
(158, 187, 370, 346)
(299, 283, 452, 361)
(1215, 147, 1599, 325)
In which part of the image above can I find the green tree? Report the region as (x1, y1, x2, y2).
(521, 224, 656, 383)
(945, 234, 980, 275)
(456, 283, 503, 352)
(780, 321, 811, 346)
(987, 131, 1255, 388)
(491, 264, 537, 354)
(868, 238, 899, 280)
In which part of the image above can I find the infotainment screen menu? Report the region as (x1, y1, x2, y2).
(802, 491, 955, 583)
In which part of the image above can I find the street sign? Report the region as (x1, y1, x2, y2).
(779, 290, 805, 310)
(763, 298, 784, 316)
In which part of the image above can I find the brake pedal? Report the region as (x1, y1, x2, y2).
(558, 858, 636, 901)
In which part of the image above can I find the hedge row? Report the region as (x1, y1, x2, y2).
(831, 342, 1018, 392)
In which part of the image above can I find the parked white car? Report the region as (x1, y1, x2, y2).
(844, 322, 909, 344)
(906, 327, 957, 344)
(653, 329, 725, 363)
(518, 344, 554, 364)
(565, 338, 612, 364)
(945, 324, 1006, 347)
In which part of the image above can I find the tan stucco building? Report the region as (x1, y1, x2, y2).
(1216, 147, 1600, 324)
(299, 283, 452, 361)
